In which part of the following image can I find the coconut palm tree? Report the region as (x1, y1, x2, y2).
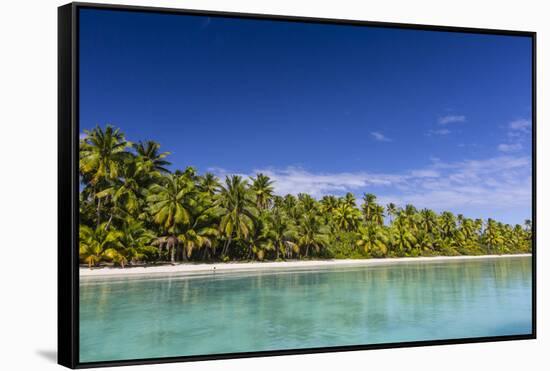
(79, 223, 123, 268)
(297, 213, 329, 258)
(386, 203, 397, 223)
(179, 225, 219, 260)
(104, 219, 156, 267)
(250, 173, 274, 210)
(147, 174, 196, 262)
(483, 218, 505, 253)
(333, 203, 361, 232)
(265, 209, 297, 259)
(95, 160, 145, 224)
(390, 220, 417, 255)
(178, 194, 220, 260)
(361, 193, 377, 222)
(414, 230, 434, 254)
(246, 212, 273, 260)
(320, 195, 339, 214)
(440, 211, 457, 238)
(297, 193, 317, 215)
(282, 194, 300, 223)
(356, 224, 388, 257)
(216, 175, 257, 258)
(343, 192, 357, 208)
(80, 125, 129, 185)
(133, 140, 171, 174)
(371, 204, 385, 226)
(199, 172, 220, 196)
(419, 208, 437, 234)
(80, 125, 130, 226)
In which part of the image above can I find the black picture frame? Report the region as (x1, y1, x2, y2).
(58, 2, 537, 369)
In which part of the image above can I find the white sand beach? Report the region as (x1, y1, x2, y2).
(80, 254, 531, 278)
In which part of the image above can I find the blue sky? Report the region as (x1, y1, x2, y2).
(79, 8, 533, 225)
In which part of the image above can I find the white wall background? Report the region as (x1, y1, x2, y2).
(0, 0, 546, 370)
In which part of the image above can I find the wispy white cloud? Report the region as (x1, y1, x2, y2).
(371, 131, 392, 142)
(509, 119, 531, 133)
(79, 132, 87, 140)
(438, 115, 466, 125)
(498, 143, 523, 153)
(211, 166, 405, 198)
(410, 169, 440, 178)
(377, 156, 531, 216)
(211, 155, 531, 221)
(499, 118, 531, 152)
(428, 128, 451, 136)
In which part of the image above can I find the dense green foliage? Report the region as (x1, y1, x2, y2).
(79, 126, 532, 267)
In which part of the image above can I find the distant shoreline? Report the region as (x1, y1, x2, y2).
(80, 254, 531, 278)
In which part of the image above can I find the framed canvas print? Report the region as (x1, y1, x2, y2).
(58, 2, 536, 368)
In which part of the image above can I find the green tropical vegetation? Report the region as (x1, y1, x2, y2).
(79, 125, 532, 268)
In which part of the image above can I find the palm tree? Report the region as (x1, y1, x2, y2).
(282, 194, 300, 223)
(179, 225, 219, 260)
(356, 224, 388, 257)
(361, 193, 377, 222)
(79, 223, 123, 268)
(105, 219, 156, 267)
(199, 172, 220, 196)
(247, 212, 273, 260)
(250, 173, 274, 210)
(147, 174, 195, 262)
(371, 204, 385, 226)
(404, 204, 417, 218)
(483, 218, 505, 253)
(179, 193, 220, 260)
(390, 220, 417, 255)
(133, 140, 171, 174)
(216, 175, 257, 258)
(343, 192, 357, 208)
(419, 208, 437, 234)
(80, 125, 129, 185)
(297, 213, 329, 258)
(80, 125, 129, 227)
(333, 203, 361, 232)
(386, 203, 397, 224)
(440, 211, 457, 238)
(320, 195, 339, 214)
(319, 195, 338, 226)
(414, 230, 434, 254)
(297, 193, 317, 214)
(265, 209, 297, 259)
(95, 160, 144, 224)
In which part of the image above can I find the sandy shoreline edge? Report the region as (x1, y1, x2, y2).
(80, 254, 531, 278)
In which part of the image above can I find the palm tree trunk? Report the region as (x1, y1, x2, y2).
(96, 197, 102, 228)
(182, 246, 188, 261)
(222, 237, 232, 257)
(170, 240, 176, 264)
(105, 213, 113, 231)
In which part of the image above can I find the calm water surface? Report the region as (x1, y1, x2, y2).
(80, 256, 532, 362)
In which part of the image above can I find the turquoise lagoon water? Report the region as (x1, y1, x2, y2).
(80, 256, 532, 362)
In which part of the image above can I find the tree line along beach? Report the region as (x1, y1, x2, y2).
(79, 125, 532, 270)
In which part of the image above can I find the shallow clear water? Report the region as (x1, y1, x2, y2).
(80, 256, 532, 362)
